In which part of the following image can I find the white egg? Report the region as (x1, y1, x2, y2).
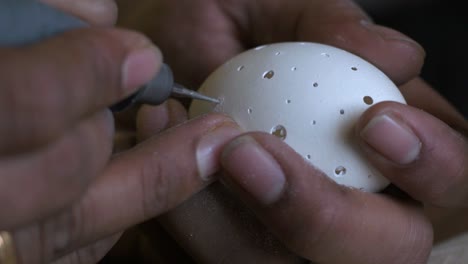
(189, 42, 406, 192)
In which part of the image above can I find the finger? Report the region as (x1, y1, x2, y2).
(356, 101, 468, 207)
(14, 224, 121, 264)
(51, 233, 121, 264)
(158, 183, 304, 264)
(39, 0, 118, 26)
(112, 98, 188, 152)
(249, 0, 425, 85)
(220, 133, 433, 263)
(136, 99, 188, 142)
(0, 28, 162, 154)
(0, 110, 114, 229)
(10, 114, 243, 262)
(399, 78, 468, 134)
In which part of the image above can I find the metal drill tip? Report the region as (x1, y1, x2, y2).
(171, 83, 220, 104)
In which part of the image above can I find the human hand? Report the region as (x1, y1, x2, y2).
(0, 2, 244, 263)
(39, 0, 118, 26)
(135, 84, 467, 264)
(117, 0, 424, 88)
(125, 0, 468, 263)
(217, 78, 468, 264)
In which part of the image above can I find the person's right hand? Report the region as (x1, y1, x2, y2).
(0, 20, 243, 264)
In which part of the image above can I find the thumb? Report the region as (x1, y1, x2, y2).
(356, 101, 468, 207)
(0, 28, 162, 153)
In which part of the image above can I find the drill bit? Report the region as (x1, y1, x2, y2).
(171, 83, 220, 104)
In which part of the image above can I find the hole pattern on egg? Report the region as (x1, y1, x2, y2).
(189, 42, 407, 192)
(363, 96, 374, 105)
(335, 166, 347, 177)
(271, 125, 287, 140)
(263, 70, 275, 79)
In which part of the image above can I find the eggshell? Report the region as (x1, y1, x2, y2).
(189, 42, 406, 192)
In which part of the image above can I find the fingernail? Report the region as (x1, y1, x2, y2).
(196, 124, 243, 181)
(360, 114, 422, 165)
(122, 45, 162, 93)
(221, 136, 286, 205)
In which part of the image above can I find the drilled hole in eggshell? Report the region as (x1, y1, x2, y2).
(291, 67, 297, 71)
(247, 108, 253, 114)
(275, 51, 281, 56)
(237, 66, 245, 71)
(271, 125, 287, 140)
(313, 82, 319, 87)
(363, 96, 374, 105)
(340, 109, 345, 115)
(351, 67, 358, 71)
(311, 120, 317, 125)
(286, 99, 291, 104)
(263, 70, 275, 79)
(335, 166, 347, 176)
(306, 155, 312, 160)
(321, 53, 330, 58)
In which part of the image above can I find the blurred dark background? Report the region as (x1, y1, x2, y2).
(358, 0, 467, 118)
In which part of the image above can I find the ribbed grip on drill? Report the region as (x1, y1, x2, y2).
(0, 0, 86, 46)
(132, 63, 174, 106)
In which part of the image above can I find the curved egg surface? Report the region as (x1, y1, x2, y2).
(189, 42, 406, 192)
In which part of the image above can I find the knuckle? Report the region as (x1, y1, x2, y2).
(69, 30, 126, 106)
(424, 180, 453, 206)
(398, 215, 433, 263)
(46, 207, 86, 258)
(39, 116, 111, 202)
(283, 193, 343, 256)
(139, 152, 173, 218)
(305, 201, 341, 253)
(86, 0, 118, 26)
(13, 225, 48, 264)
(0, 73, 65, 148)
(41, 134, 88, 191)
(423, 147, 468, 207)
(13, 211, 83, 264)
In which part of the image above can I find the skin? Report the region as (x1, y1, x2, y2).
(2, 0, 466, 263)
(120, 0, 468, 263)
(1, 1, 243, 263)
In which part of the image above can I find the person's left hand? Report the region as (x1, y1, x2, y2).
(120, 0, 467, 263)
(119, 0, 422, 262)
